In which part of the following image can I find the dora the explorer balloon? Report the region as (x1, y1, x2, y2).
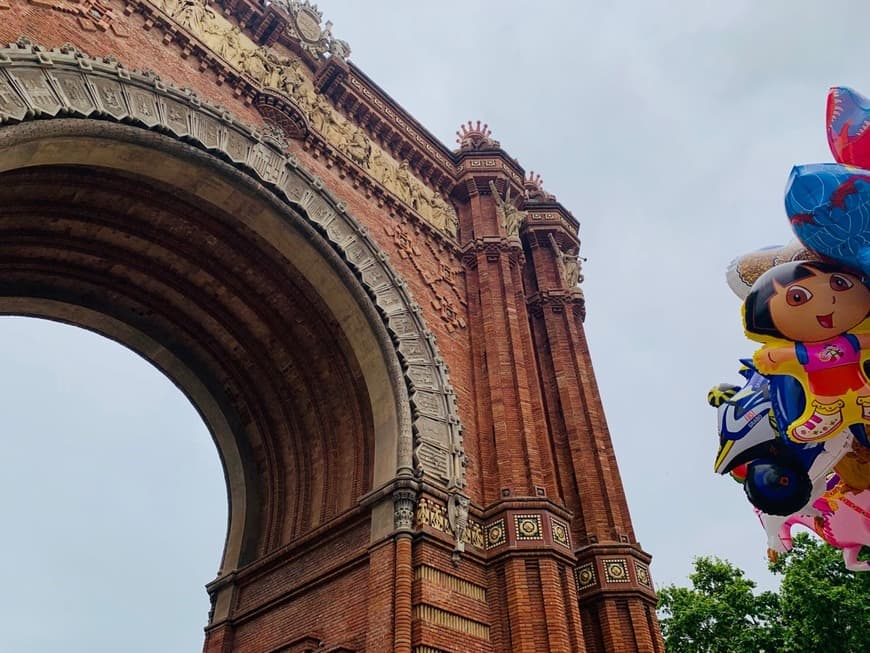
(745, 261, 870, 443)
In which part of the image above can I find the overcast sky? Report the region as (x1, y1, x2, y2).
(5, 1, 870, 651)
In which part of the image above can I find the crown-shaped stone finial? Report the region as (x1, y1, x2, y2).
(524, 170, 555, 201)
(455, 120, 500, 152)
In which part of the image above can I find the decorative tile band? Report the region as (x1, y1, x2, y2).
(414, 565, 486, 602)
(413, 604, 490, 640)
(414, 497, 485, 550)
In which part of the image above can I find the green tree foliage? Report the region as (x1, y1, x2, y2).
(657, 557, 783, 652)
(658, 534, 870, 652)
(770, 534, 870, 652)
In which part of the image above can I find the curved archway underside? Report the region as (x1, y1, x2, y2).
(0, 42, 466, 570)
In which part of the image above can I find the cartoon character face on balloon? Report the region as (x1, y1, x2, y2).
(745, 261, 870, 443)
(764, 266, 870, 341)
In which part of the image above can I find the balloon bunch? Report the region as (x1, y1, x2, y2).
(710, 87, 870, 570)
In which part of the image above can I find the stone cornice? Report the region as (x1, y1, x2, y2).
(573, 543, 658, 603)
(460, 237, 525, 269)
(527, 290, 586, 321)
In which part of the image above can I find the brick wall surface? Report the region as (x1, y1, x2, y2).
(1, 2, 664, 651)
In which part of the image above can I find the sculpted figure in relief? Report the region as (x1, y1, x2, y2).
(155, 0, 183, 16)
(239, 46, 272, 85)
(490, 181, 525, 238)
(308, 93, 332, 134)
(548, 233, 583, 287)
(345, 126, 371, 167)
(272, 55, 305, 96)
(447, 493, 470, 555)
(428, 194, 454, 235)
(394, 160, 413, 205)
(295, 85, 318, 116)
(445, 205, 458, 237)
(199, 9, 230, 57)
(173, 0, 207, 33)
(368, 149, 391, 185)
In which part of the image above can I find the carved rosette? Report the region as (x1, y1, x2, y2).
(254, 91, 308, 141)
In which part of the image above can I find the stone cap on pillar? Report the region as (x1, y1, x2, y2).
(452, 120, 525, 202)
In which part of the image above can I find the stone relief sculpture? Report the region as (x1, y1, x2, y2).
(343, 126, 371, 167)
(147, 0, 457, 237)
(548, 233, 584, 288)
(490, 181, 526, 237)
(173, 0, 207, 33)
(394, 160, 413, 205)
(447, 493, 470, 556)
(154, 0, 182, 16)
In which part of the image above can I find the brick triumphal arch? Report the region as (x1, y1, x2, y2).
(1, 2, 664, 652)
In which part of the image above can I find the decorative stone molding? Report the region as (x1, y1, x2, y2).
(414, 496, 485, 551)
(460, 237, 525, 270)
(393, 488, 418, 532)
(0, 41, 467, 490)
(131, 0, 459, 239)
(526, 290, 586, 322)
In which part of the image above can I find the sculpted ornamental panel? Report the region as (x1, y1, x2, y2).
(0, 41, 467, 491)
(141, 0, 458, 238)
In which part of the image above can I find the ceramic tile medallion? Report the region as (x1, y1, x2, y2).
(486, 518, 507, 550)
(575, 562, 597, 591)
(603, 558, 630, 584)
(514, 514, 543, 541)
(634, 561, 652, 589)
(550, 517, 570, 548)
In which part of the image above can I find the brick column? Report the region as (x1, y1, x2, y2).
(523, 207, 663, 651)
(456, 150, 584, 652)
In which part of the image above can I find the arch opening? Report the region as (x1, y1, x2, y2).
(0, 315, 225, 652)
(0, 121, 410, 577)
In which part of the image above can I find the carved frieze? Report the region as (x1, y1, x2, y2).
(0, 42, 468, 491)
(137, 0, 459, 239)
(414, 496, 484, 551)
